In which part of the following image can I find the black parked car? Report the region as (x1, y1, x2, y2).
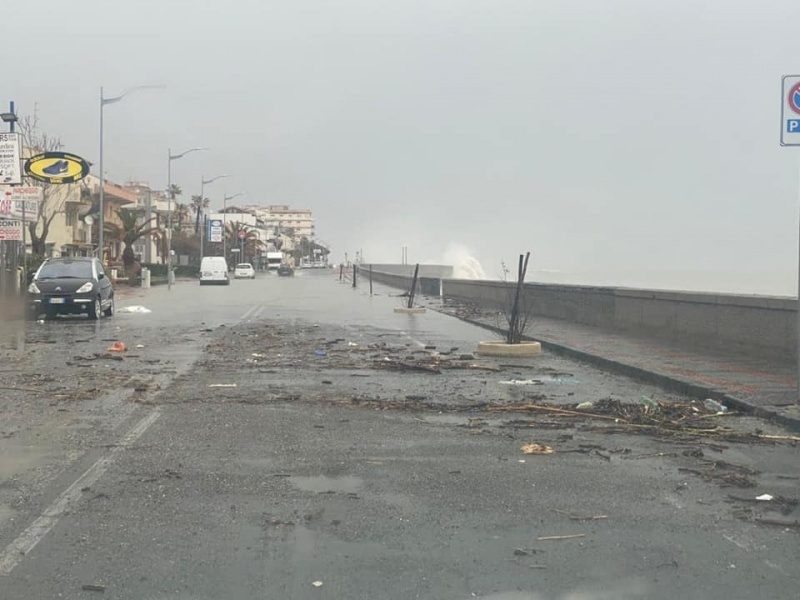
(28, 257, 114, 320)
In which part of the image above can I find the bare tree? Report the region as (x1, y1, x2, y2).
(16, 112, 74, 256)
(495, 252, 534, 343)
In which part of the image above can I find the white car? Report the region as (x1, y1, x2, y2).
(234, 263, 256, 279)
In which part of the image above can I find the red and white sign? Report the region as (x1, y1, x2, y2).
(0, 219, 23, 241)
(0, 186, 43, 220)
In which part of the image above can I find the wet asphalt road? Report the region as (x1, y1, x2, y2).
(0, 271, 798, 599)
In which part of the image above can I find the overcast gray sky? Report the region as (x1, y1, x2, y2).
(7, 0, 800, 293)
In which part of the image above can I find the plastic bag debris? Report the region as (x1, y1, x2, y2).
(639, 396, 658, 411)
(314, 349, 327, 357)
(703, 399, 728, 413)
(117, 305, 152, 314)
(209, 383, 237, 388)
(521, 443, 555, 455)
(107, 341, 126, 352)
(312, 581, 324, 587)
(575, 401, 594, 411)
(500, 379, 540, 386)
(756, 494, 774, 501)
(252, 353, 265, 358)
(135, 344, 145, 349)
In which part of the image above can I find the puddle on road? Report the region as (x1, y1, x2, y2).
(289, 475, 363, 494)
(0, 442, 55, 479)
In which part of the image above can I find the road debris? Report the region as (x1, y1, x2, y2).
(92, 353, 124, 362)
(490, 404, 620, 421)
(209, 383, 237, 388)
(553, 509, 608, 521)
(107, 341, 126, 352)
(728, 494, 798, 513)
(703, 399, 728, 413)
(536, 534, 585, 541)
(679, 467, 756, 488)
(81, 584, 106, 592)
(311, 581, 324, 587)
(521, 443, 555, 455)
(754, 518, 800, 530)
(639, 396, 658, 412)
(373, 359, 441, 374)
(116, 305, 151, 313)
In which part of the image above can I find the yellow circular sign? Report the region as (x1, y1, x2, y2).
(24, 152, 90, 184)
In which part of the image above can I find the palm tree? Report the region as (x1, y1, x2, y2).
(224, 222, 264, 266)
(106, 209, 160, 283)
(174, 202, 191, 230)
(168, 184, 182, 201)
(191, 194, 211, 234)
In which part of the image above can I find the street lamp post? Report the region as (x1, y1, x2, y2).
(199, 174, 227, 259)
(99, 85, 161, 263)
(167, 147, 208, 290)
(222, 192, 244, 267)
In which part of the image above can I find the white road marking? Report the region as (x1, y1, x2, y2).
(0, 409, 162, 576)
(238, 305, 259, 322)
(252, 306, 265, 318)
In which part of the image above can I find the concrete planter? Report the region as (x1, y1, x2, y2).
(394, 307, 427, 314)
(476, 340, 542, 357)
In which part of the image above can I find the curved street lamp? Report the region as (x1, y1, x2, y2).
(167, 147, 208, 290)
(199, 174, 227, 258)
(222, 192, 244, 261)
(98, 85, 162, 262)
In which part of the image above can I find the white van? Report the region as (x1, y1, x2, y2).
(199, 257, 230, 285)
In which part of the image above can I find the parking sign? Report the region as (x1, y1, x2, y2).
(781, 75, 800, 146)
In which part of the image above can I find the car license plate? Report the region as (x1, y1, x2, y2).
(49, 297, 65, 304)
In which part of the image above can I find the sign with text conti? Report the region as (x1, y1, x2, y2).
(0, 219, 23, 241)
(781, 75, 800, 146)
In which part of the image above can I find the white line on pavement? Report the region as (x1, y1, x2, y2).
(238, 305, 259, 322)
(0, 409, 162, 576)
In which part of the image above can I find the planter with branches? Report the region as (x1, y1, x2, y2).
(476, 252, 542, 357)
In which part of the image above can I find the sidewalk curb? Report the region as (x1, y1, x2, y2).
(452, 315, 800, 433)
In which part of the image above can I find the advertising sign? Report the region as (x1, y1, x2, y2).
(0, 133, 21, 185)
(0, 219, 23, 241)
(0, 186, 42, 220)
(24, 151, 90, 184)
(208, 219, 223, 243)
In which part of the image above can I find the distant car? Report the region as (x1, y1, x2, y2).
(277, 264, 294, 277)
(27, 257, 114, 320)
(234, 263, 256, 279)
(200, 257, 230, 285)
